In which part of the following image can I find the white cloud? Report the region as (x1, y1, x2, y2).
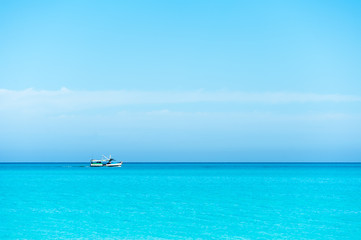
(1, 89, 360, 152)
(1, 88, 360, 113)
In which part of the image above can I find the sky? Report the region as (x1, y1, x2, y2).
(0, 0, 360, 162)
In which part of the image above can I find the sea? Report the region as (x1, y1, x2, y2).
(0, 163, 361, 240)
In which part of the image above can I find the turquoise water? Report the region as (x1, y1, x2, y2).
(1, 163, 361, 239)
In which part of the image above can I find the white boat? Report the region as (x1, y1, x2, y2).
(90, 155, 123, 167)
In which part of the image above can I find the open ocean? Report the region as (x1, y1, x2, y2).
(1, 163, 361, 239)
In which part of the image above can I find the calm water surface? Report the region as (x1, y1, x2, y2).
(0, 163, 361, 239)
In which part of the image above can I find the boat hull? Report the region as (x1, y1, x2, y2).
(105, 163, 122, 167)
(90, 164, 103, 167)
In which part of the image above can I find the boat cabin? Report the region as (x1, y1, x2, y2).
(90, 159, 104, 167)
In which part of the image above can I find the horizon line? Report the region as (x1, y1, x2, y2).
(1, 161, 361, 164)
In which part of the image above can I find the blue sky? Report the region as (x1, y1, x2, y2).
(0, 0, 360, 162)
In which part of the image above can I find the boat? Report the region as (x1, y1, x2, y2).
(90, 155, 123, 167)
